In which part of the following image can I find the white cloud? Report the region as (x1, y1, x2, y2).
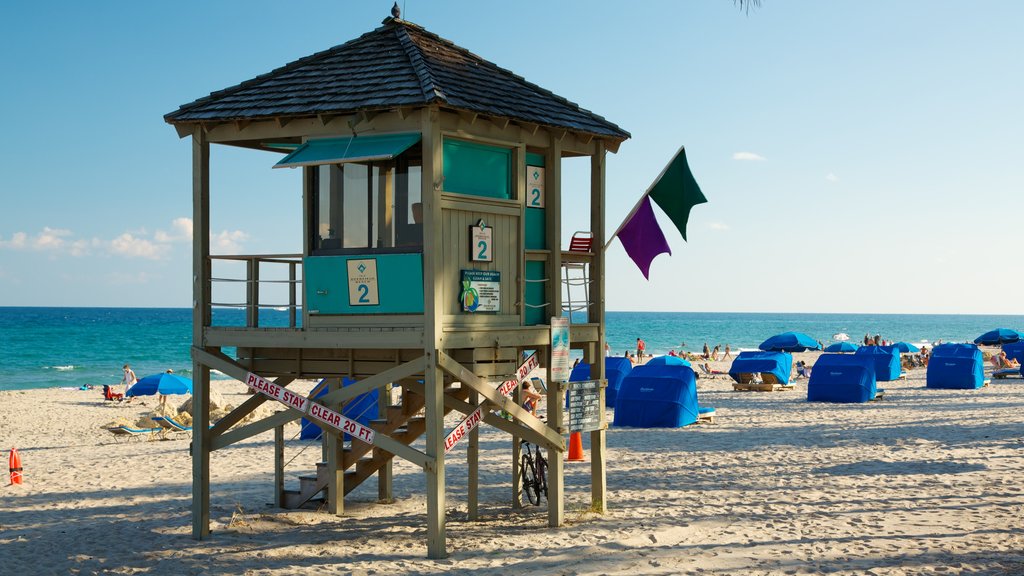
(826, 172, 840, 182)
(110, 233, 170, 260)
(155, 217, 194, 243)
(0, 232, 28, 249)
(732, 152, 766, 161)
(213, 230, 249, 254)
(1, 218, 246, 260)
(707, 222, 731, 231)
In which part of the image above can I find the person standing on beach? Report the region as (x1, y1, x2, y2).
(723, 344, 732, 360)
(702, 342, 710, 359)
(636, 338, 646, 362)
(121, 364, 137, 399)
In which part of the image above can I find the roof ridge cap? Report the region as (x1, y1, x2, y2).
(393, 21, 445, 104)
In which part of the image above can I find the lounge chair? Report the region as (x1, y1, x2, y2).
(105, 425, 159, 442)
(697, 406, 716, 424)
(758, 373, 795, 392)
(732, 372, 756, 391)
(153, 415, 193, 438)
(993, 368, 1020, 379)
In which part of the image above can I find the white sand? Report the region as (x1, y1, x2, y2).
(3, 356, 1024, 575)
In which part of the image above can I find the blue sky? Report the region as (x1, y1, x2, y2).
(1, 1, 1021, 313)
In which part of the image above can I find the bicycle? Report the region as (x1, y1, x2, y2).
(519, 439, 548, 506)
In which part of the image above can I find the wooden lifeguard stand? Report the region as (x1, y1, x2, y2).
(165, 9, 629, 558)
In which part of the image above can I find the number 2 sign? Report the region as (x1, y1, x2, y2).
(346, 259, 380, 306)
(470, 224, 492, 262)
(527, 166, 545, 208)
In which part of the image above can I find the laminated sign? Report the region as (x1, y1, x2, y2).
(347, 259, 379, 306)
(460, 270, 500, 312)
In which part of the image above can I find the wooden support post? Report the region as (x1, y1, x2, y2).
(512, 360, 523, 509)
(467, 389, 479, 521)
(191, 126, 211, 540)
(326, 378, 343, 516)
(590, 141, 608, 514)
(378, 354, 397, 502)
(274, 425, 284, 507)
(421, 107, 447, 559)
(543, 347, 564, 527)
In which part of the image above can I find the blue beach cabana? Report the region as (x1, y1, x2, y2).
(569, 357, 633, 408)
(614, 363, 712, 427)
(855, 346, 902, 381)
(728, 351, 792, 386)
(301, 378, 379, 440)
(807, 354, 879, 403)
(1001, 341, 1024, 364)
(926, 344, 986, 390)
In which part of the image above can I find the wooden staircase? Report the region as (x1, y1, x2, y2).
(282, 382, 471, 509)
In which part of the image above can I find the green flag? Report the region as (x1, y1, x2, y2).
(647, 147, 707, 241)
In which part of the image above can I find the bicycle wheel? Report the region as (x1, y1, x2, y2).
(520, 454, 540, 505)
(536, 453, 548, 500)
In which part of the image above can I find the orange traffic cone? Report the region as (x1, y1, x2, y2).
(9, 447, 23, 485)
(568, 432, 584, 462)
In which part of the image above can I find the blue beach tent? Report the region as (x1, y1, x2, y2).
(728, 351, 792, 384)
(974, 328, 1022, 345)
(926, 344, 985, 390)
(644, 355, 691, 367)
(1002, 341, 1024, 364)
(855, 346, 902, 381)
(569, 356, 633, 408)
(301, 377, 379, 440)
(614, 363, 706, 428)
(807, 354, 878, 403)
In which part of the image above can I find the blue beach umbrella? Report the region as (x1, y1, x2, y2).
(824, 342, 859, 353)
(973, 328, 1022, 345)
(127, 373, 194, 397)
(759, 332, 821, 353)
(891, 341, 920, 353)
(645, 355, 691, 367)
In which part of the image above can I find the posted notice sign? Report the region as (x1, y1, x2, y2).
(551, 316, 570, 382)
(460, 270, 500, 313)
(245, 372, 375, 444)
(444, 352, 539, 453)
(568, 380, 602, 433)
(470, 224, 493, 262)
(527, 166, 545, 208)
(347, 259, 379, 306)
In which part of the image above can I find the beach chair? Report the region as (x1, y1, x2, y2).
(732, 373, 756, 391)
(152, 415, 193, 439)
(105, 425, 159, 442)
(992, 368, 1020, 380)
(757, 373, 795, 392)
(696, 406, 716, 424)
(103, 385, 124, 402)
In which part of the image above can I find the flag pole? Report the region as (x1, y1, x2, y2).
(603, 145, 687, 252)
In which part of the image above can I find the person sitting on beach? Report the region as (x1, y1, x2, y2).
(521, 380, 542, 416)
(994, 351, 1020, 369)
(711, 345, 720, 361)
(795, 361, 811, 379)
(668, 349, 678, 357)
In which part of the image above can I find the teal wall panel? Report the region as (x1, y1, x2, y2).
(305, 253, 424, 315)
(525, 157, 546, 249)
(525, 260, 547, 326)
(442, 139, 511, 199)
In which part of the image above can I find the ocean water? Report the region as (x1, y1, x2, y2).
(1, 307, 1022, 391)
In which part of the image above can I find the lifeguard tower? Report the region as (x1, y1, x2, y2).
(165, 9, 629, 558)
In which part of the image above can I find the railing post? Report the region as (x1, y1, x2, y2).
(289, 261, 298, 328)
(246, 258, 260, 328)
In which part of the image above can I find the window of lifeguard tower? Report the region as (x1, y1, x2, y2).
(309, 152, 422, 255)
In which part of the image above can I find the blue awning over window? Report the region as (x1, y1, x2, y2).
(273, 132, 421, 169)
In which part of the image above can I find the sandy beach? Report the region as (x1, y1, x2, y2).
(3, 353, 1024, 575)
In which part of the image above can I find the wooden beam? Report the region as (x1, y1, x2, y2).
(457, 110, 478, 126)
(490, 116, 510, 131)
(517, 121, 539, 135)
(191, 126, 211, 540)
(436, 351, 564, 450)
(590, 141, 608, 514)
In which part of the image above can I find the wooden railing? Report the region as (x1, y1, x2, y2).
(209, 254, 302, 328)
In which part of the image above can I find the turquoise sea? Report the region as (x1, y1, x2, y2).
(1, 307, 1022, 392)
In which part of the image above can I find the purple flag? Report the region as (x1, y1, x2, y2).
(616, 196, 671, 279)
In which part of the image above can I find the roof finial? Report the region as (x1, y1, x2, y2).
(391, 2, 401, 19)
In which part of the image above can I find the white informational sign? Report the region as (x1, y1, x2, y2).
(527, 166, 545, 208)
(470, 224, 493, 262)
(551, 316, 570, 382)
(568, 380, 602, 433)
(245, 372, 375, 443)
(460, 270, 500, 313)
(347, 259, 379, 306)
(444, 352, 539, 453)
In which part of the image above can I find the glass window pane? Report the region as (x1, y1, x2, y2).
(343, 164, 369, 249)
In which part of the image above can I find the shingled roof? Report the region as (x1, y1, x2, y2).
(164, 17, 629, 141)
